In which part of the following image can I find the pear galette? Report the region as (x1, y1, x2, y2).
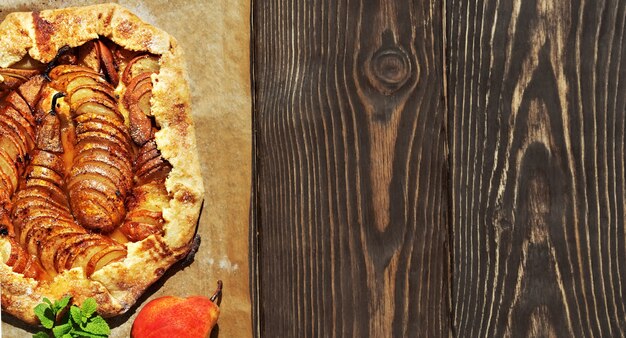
(0, 4, 204, 324)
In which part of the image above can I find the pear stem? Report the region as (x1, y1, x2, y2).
(210, 280, 223, 303)
(50, 92, 66, 115)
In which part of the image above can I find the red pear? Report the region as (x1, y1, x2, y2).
(131, 281, 222, 338)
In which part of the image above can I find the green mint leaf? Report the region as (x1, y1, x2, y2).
(69, 330, 108, 338)
(69, 305, 82, 326)
(80, 298, 98, 320)
(84, 316, 110, 336)
(34, 303, 55, 329)
(53, 296, 71, 313)
(33, 296, 108, 338)
(51, 323, 72, 338)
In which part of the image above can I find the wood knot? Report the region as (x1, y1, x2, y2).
(368, 46, 411, 95)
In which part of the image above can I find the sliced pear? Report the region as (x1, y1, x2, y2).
(39, 231, 83, 275)
(119, 221, 161, 242)
(75, 113, 131, 141)
(73, 142, 133, 178)
(98, 40, 119, 87)
(0, 116, 30, 158)
(13, 195, 70, 219)
(74, 100, 124, 123)
(25, 220, 81, 257)
(24, 164, 64, 189)
(3, 237, 20, 266)
(17, 75, 45, 111)
(54, 233, 102, 273)
(24, 176, 68, 199)
(53, 72, 105, 93)
(70, 160, 128, 196)
(122, 54, 159, 84)
(86, 246, 126, 276)
(77, 40, 101, 72)
(9, 243, 28, 273)
(67, 239, 110, 273)
(64, 74, 108, 95)
(0, 149, 18, 192)
(67, 185, 119, 233)
(5, 91, 35, 125)
(2, 107, 35, 150)
(36, 113, 63, 153)
(69, 85, 116, 108)
(29, 150, 66, 178)
(75, 119, 132, 149)
(14, 188, 70, 213)
(0, 154, 17, 194)
(48, 65, 99, 80)
(21, 255, 46, 279)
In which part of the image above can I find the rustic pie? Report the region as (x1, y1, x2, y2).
(0, 3, 204, 324)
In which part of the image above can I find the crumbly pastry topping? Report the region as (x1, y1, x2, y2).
(0, 3, 204, 324)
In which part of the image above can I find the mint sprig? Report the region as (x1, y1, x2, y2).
(33, 296, 110, 338)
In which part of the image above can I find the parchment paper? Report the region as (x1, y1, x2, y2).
(0, 1, 252, 337)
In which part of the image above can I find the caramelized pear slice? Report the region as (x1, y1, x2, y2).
(75, 117, 132, 150)
(67, 239, 110, 273)
(69, 85, 117, 109)
(74, 100, 124, 123)
(3, 237, 20, 266)
(2, 236, 45, 279)
(14, 188, 70, 214)
(135, 140, 172, 184)
(0, 68, 39, 89)
(68, 176, 124, 232)
(124, 73, 153, 145)
(77, 40, 101, 72)
(122, 54, 159, 84)
(36, 113, 63, 153)
(64, 74, 109, 95)
(9, 241, 29, 273)
(5, 91, 36, 127)
(54, 233, 103, 272)
(39, 231, 83, 275)
(73, 142, 133, 178)
(2, 106, 35, 148)
(0, 69, 32, 82)
(48, 64, 100, 80)
(17, 75, 45, 111)
(29, 149, 66, 176)
(23, 217, 79, 255)
(0, 149, 19, 192)
(86, 246, 126, 276)
(0, 115, 31, 159)
(98, 40, 119, 86)
(24, 178, 69, 207)
(120, 181, 168, 241)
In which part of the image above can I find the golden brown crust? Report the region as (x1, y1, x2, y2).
(0, 3, 204, 324)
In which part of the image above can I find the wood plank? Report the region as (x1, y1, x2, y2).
(252, 0, 449, 336)
(448, 0, 626, 336)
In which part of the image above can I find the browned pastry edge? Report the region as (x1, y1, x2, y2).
(0, 3, 204, 324)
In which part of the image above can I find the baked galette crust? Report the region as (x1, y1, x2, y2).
(0, 3, 204, 324)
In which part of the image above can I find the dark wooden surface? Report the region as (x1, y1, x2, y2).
(253, 0, 626, 336)
(448, 0, 626, 336)
(252, 0, 449, 336)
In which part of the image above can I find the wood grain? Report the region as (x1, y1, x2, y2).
(448, 0, 626, 336)
(252, 0, 450, 336)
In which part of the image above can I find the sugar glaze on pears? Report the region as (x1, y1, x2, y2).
(0, 39, 172, 281)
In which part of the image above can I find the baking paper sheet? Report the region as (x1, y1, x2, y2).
(0, 1, 252, 337)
